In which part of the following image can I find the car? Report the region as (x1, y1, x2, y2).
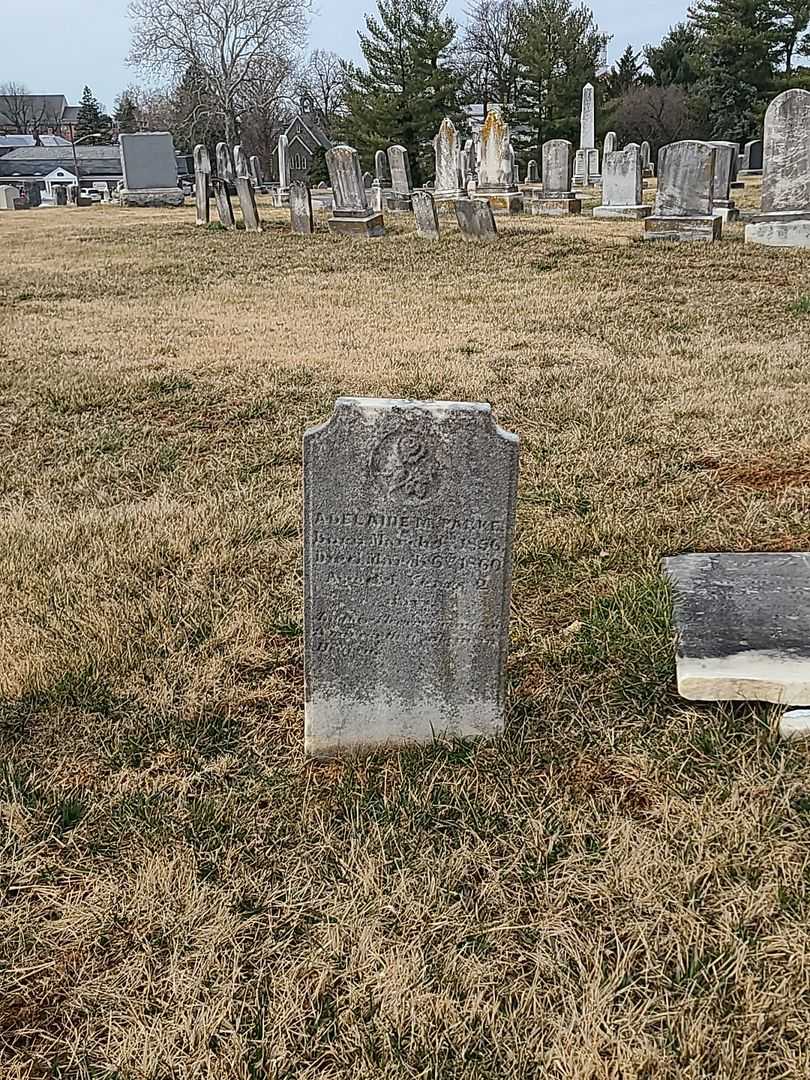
(80, 188, 103, 203)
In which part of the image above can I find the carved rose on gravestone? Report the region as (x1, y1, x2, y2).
(370, 427, 443, 504)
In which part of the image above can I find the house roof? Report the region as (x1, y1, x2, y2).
(283, 111, 331, 152)
(0, 144, 122, 179)
(0, 94, 72, 128)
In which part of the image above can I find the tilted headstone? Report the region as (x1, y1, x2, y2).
(193, 144, 211, 226)
(387, 145, 413, 211)
(304, 397, 518, 758)
(290, 179, 314, 235)
(412, 189, 440, 240)
(326, 145, 385, 239)
(594, 146, 649, 219)
(477, 106, 522, 212)
(532, 139, 580, 216)
(603, 131, 617, 154)
(214, 142, 236, 229)
(526, 159, 538, 184)
(118, 132, 183, 207)
(455, 197, 497, 240)
(233, 144, 261, 231)
(434, 117, 463, 199)
(708, 141, 739, 222)
(249, 155, 263, 187)
(643, 140, 721, 241)
(747, 90, 810, 247)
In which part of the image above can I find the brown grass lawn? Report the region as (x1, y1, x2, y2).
(1, 191, 810, 1079)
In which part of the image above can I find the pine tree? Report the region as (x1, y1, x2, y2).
(75, 86, 113, 141)
(341, 0, 461, 183)
(113, 92, 139, 134)
(689, 0, 779, 140)
(308, 145, 330, 184)
(606, 45, 644, 99)
(645, 23, 703, 87)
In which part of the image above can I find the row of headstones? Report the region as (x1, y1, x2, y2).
(304, 396, 810, 759)
(193, 142, 263, 231)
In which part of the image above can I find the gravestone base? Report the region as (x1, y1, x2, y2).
(713, 201, 739, 223)
(328, 211, 385, 239)
(643, 166, 655, 178)
(593, 204, 651, 219)
(118, 187, 184, 208)
(745, 213, 810, 248)
(273, 189, 291, 208)
(737, 169, 763, 178)
(643, 215, 722, 242)
(480, 191, 524, 214)
(531, 196, 581, 217)
(386, 194, 412, 213)
(434, 190, 464, 205)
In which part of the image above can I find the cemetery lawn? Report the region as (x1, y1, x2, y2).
(3, 195, 810, 1080)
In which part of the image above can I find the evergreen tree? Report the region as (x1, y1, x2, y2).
(113, 91, 139, 134)
(512, 0, 607, 157)
(341, 0, 461, 183)
(75, 85, 113, 140)
(308, 145, 331, 184)
(645, 23, 703, 87)
(773, 0, 810, 73)
(606, 44, 645, 99)
(688, 0, 779, 140)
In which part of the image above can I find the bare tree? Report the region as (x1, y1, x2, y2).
(610, 85, 698, 154)
(127, 0, 311, 144)
(460, 0, 524, 111)
(0, 82, 49, 135)
(299, 49, 348, 133)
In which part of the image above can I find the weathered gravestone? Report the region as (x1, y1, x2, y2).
(0, 185, 19, 210)
(532, 140, 580, 216)
(640, 140, 654, 177)
(593, 145, 649, 219)
(739, 138, 763, 176)
(213, 143, 236, 229)
(643, 140, 722, 242)
(326, 145, 385, 238)
(746, 89, 810, 249)
(387, 145, 413, 211)
(234, 144, 261, 231)
(413, 189, 440, 240)
(374, 149, 390, 188)
(118, 132, 183, 207)
(603, 131, 617, 155)
(573, 83, 600, 187)
(193, 144, 211, 225)
(249, 155, 263, 188)
(363, 171, 373, 188)
(477, 106, 523, 213)
(371, 178, 384, 213)
(304, 397, 518, 758)
(664, 553, 810, 711)
(434, 117, 464, 201)
(526, 159, 539, 184)
(455, 197, 498, 239)
(708, 141, 739, 222)
(290, 180, 314, 235)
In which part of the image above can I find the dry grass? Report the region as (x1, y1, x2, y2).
(1, 194, 810, 1079)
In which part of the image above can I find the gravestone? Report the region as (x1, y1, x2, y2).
(363, 171, 373, 188)
(593, 146, 649, 219)
(290, 180, 314, 235)
(371, 178, 385, 213)
(375, 149, 389, 185)
(249, 155, 263, 188)
(412, 189, 440, 240)
(213, 142, 236, 229)
(0, 185, 19, 210)
(603, 131, 617, 154)
(746, 89, 810, 249)
(234, 144, 261, 231)
(573, 83, 599, 186)
(526, 159, 539, 184)
(708, 141, 739, 222)
(326, 145, 385, 238)
(455, 197, 497, 239)
(463, 139, 477, 184)
(273, 134, 291, 207)
(740, 138, 763, 176)
(434, 117, 463, 201)
(304, 397, 518, 758)
(477, 106, 523, 214)
(665, 553, 810, 707)
(640, 140, 654, 176)
(193, 144, 211, 225)
(118, 132, 183, 207)
(532, 139, 580, 216)
(387, 145, 413, 211)
(643, 140, 722, 242)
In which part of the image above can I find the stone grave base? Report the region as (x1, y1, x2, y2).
(386, 195, 412, 213)
(593, 204, 651, 220)
(272, 190, 291, 208)
(737, 169, 763, 178)
(531, 196, 581, 217)
(643, 215, 722, 242)
(118, 188, 184, 208)
(482, 192, 524, 215)
(328, 211, 385, 239)
(713, 203, 739, 223)
(745, 214, 810, 249)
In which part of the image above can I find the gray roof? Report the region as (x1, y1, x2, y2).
(0, 94, 71, 128)
(0, 144, 122, 179)
(0, 145, 120, 160)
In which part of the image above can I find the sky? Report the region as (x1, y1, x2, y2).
(1, 0, 689, 113)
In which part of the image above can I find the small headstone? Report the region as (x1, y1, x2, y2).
(664, 552, 810, 706)
(477, 106, 523, 213)
(640, 140, 653, 176)
(387, 145, 413, 211)
(532, 139, 580, 216)
(643, 140, 721, 242)
(434, 117, 463, 200)
(371, 177, 385, 213)
(233, 143, 261, 230)
(746, 90, 810, 249)
(455, 197, 497, 240)
(304, 397, 518, 758)
(363, 171, 373, 188)
(740, 138, 763, 174)
(708, 141, 739, 222)
(603, 131, 617, 154)
(413, 189, 440, 240)
(326, 145, 385, 239)
(193, 143, 211, 226)
(526, 159, 538, 184)
(374, 149, 389, 185)
(249, 155, 263, 188)
(0, 185, 20, 210)
(290, 179, 314, 235)
(214, 142, 236, 229)
(593, 146, 649, 219)
(118, 132, 184, 207)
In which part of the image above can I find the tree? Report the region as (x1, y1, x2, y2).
(0, 82, 49, 134)
(113, 91, 139, 133)
(645, 23, 703, 87)
(309, 144, 330, 183)
(460, 0, 524, 112)
(128, 0, 310, 145)
(610, 84, 700, 152)
(75, 86, 113, 140)
(299, 50, 349, 134)
(688, 0, 779, 140)
(774, 1, 810, 73)
(341, 0, 461, 183)
(605, 44, 645, 100)
(513, 0, 608, 157)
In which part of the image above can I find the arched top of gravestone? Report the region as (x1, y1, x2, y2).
(762, 88, 810, 215)
(654, 140, 716, 217)
(326, 145, 369, 213)
(234, 144, 249, 179)
(193, 144, 211, 173)
(215, 142, 235, 182)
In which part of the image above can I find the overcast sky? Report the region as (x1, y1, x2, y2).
(1, 0, 689, 112)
